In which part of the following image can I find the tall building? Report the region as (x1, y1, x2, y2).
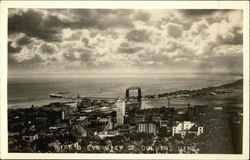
(138, 122, 157, 135)
(135, 114, 145, 125)
(116, 99, 126, 125)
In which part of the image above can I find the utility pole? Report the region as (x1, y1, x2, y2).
(168, 96, 170, 108)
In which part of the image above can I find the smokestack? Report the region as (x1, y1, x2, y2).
(62, 110, 65, 120)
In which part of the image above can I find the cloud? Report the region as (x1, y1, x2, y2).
(133, 11, 150, 22)
(63, 52, 81, 61)
(40, 43, 57, 54)
(164, 22, 183, 38)
(160, 41, 180, 53)
(117, 42, 143, 54)
(197, 54, 242, 74)
(179, 9, 233, 17)
(125, 29, 150, 42)
(118, 47, 142, 54)
(8, 9, 136, 43)
(16, 36, 32, 46)
(9, 54, 45, 69)
(65, 31, 82, 41)
(8, 9, 243, 75)
(8, 42, 21, 53)
(8, 9, 63, 42)
(189, 19, 209, 36)
(63, 48, 92, 65)
(18, 54, 45, 67)
(56, 9, 135, 30)
(50, 57, 58, 62)
(81, 37, 89, 46)
(216, 26, 243, 45)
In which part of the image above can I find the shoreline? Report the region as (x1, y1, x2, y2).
(8, 78, 243, 110)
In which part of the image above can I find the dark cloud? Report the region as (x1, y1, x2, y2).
(133, 11, 150, 22)
(62, 9, 134, 30)
(205, 17, 224, 25)
(81, 37, 89, 46)
(41, 43, 56, 54)
(50, 57, 58, 62)
(8, 9, 63, 42)
(190, 20, 208, 36)
(118, 46, 142, 54)
(16, 36, 32, 46)
(120, 42, 129, 47)
(216, 27, 243, 45)
(8, 9, 135, 43)
(8, 42, 21, 54)
(165, 23, 183, 38)
(9, 54, 45, 68)
(197, 54, 243, 74)
(118, 42, 142, 54)
(21, 54, 45, 65)
(126, 30, 150, 43)
(160, 41, 180, 53)
(180, 9, 234, 16)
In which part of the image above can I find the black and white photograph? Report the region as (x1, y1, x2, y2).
(0, 1, 249, 159)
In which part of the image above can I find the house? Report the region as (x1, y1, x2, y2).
(172, 121, 203, 138)
(22, 132, 39, 142)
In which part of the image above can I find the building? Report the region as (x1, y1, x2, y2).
(172, 121, 203, 138)
(138, 122, 157, 135)
(213, 106, 224, 111)
(22, 132, 39, 142)
(135, 114, 145, 125)
(193, 105, 209, 116)
(151, 115, 161, 126)
(97, 117, 109, 124)
(105, 117, 114, 130)
(42, 102, 74, 115)
(76, 116, 88, 127)
(116, 99, 126, 125)
(95, 131, 120, 139)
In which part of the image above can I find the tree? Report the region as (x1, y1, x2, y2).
(173, 134, 182, 141)
(185, 133, 196, 139)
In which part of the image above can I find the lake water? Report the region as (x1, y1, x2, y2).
(8, 75, 242, 108)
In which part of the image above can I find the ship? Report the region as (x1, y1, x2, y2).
(49, 93, 63, 98)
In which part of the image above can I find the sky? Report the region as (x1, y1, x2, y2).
(8, 9, 243, 77)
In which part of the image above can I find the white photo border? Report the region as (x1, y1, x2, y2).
(0, 1, 249, 159)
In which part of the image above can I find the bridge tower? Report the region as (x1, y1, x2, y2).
(125, 86, 142, 106)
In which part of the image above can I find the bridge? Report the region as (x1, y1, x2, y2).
(125, 86, 142, 103)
